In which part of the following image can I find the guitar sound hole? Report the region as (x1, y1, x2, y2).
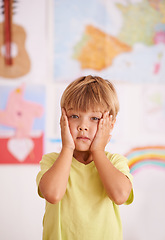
(1, 42, 18, 58)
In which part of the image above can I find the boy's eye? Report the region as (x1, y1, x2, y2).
(70, 115, 79, 119)
(91, 117, 100, 121)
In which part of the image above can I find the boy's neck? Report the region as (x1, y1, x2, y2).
(73, 150, 93, 165)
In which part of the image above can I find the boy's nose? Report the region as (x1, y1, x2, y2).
(78, 124, 88, 131)
(78, 126, 88, 131)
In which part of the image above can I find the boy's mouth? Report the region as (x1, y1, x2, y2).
(77, 136, 90, 141)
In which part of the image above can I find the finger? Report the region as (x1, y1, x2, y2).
(101, 112, 107, 123)
(60, 108, 68, 127)
(110, 115, 116, 130)
(60, 112, 63, 126)
(60, 108, 65, 119)
(110, 114, 113, 121)
(108, 134, 112, 143)
(97, 118, 103, 130)
(103, 111, 108, 118)
(62, 108, 68, 120)
(103, 112, 110, 127)
(102, 114, 112, 134)
(109, 115, 113, 128)
(61, 108, 66, 118)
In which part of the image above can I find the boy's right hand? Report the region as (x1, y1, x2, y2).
(60, 108, 75, 151)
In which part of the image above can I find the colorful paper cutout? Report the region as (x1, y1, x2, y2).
(0, 84, 45, 164)
(126, 146, 165, 175)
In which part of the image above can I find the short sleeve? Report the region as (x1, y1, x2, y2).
(106, 152, 134, 205)
(36, 152, 59, 198)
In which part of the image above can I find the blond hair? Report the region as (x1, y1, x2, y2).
(60, 75, 119, 118)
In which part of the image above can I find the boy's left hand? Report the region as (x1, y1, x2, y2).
(90, 112, 114, 152)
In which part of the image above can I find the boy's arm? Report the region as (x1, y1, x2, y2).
(39, 109, 75, 204)
(90, 112, 132, 205)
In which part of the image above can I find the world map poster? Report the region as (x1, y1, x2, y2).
(53, 0, 165, 83)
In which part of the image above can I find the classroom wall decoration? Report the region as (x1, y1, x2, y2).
(53, 0, 165, 83)
(0, 0, 46, 164)
(126, 146, 165, 175)
(0, 0, 31, 78)
(0, 84, 45, 164)
(0, 0, 47, 83)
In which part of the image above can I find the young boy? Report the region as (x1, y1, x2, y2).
(36, 75, 134, 240)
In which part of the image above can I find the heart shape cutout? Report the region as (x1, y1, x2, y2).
(7, 138, 34, 162)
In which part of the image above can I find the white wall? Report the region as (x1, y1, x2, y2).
(0, 0, 165, 239)
(0, 166, 44, 240)
(120, 168, 165, 240)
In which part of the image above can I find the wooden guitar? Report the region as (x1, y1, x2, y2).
(0, 0, 31, 78)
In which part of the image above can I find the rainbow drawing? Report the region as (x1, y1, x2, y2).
(125, 146, 165, 175)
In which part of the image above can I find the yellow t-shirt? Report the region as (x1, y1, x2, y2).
(36, 152, 133, 240)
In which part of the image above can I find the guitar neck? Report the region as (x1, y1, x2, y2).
(4, 0, 12, 65)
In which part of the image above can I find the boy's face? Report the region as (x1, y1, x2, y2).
(66, 108, 103, 152)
